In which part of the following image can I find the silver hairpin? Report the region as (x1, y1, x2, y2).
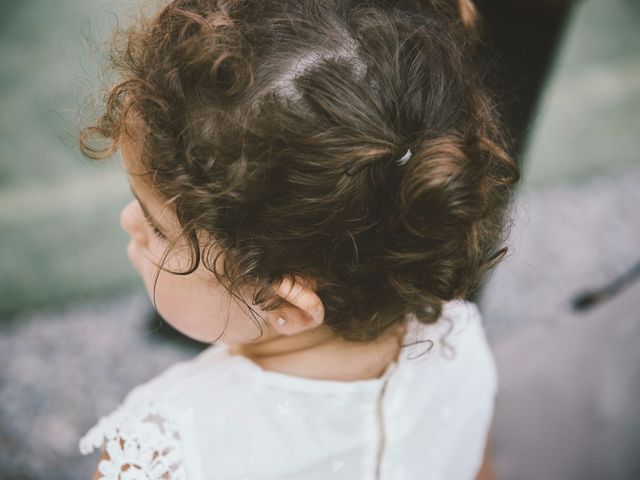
(397, 148, 412, 166)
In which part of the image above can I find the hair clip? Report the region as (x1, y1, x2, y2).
(397, 148, 412, 166)
(343, 148, 413, 176)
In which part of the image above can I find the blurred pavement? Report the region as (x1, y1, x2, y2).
(481, 166, 640, 480)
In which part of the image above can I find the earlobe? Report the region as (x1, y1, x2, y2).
(271, 275, 324, 334)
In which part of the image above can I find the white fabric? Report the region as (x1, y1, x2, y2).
(79, 299, 498, 480)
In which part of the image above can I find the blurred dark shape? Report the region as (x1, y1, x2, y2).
(477, 0, 575, 164)
(572, 259, 640, 312)
(470, 0, 574, 304)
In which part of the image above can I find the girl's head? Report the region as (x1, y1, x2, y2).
(79, 0, 519, 346)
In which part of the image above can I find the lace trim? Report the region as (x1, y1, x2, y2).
(79, 401, 188, 480)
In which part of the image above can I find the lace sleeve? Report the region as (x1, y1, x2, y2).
(79, 400, 188, 480)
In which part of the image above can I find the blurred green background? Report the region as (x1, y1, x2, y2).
(0, 0, 138, 316)
(521, 0, 640, 190)
(1, 0, 639, 317)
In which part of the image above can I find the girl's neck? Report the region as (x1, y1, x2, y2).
(229, 324, 405, 382)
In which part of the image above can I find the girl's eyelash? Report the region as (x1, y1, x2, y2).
(150, 224, 167, 241)
(143, 215, 167, 241)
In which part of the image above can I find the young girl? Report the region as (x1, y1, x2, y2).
(77, 0, 519, 478)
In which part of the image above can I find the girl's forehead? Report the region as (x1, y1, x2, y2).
(120, 128, 146, 173)
(119, 129, 158, 201)
(120, 109, 152, 170)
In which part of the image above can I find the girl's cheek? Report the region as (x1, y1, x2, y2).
(127, 242, 160, 298)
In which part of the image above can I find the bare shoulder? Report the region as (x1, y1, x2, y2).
(91, 448, 109, 480)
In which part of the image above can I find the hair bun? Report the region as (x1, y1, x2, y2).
(381, 130, 518, 305)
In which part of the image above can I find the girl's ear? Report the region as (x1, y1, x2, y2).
(269, 275, 325, 336)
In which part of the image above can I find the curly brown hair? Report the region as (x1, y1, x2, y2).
(78, 0, 520, 343)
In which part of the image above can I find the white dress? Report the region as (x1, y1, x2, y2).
(79, 299, 498, 480)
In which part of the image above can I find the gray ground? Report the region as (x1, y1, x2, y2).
(482, 165, 640, 480)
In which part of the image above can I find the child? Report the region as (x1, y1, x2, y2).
(77, 0, 520, 478)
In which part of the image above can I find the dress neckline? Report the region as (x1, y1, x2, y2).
(215, 299, 473, 396)
(221, 333, 408, 397)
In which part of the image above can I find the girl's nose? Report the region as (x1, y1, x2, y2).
(120, 200, 147, 243)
